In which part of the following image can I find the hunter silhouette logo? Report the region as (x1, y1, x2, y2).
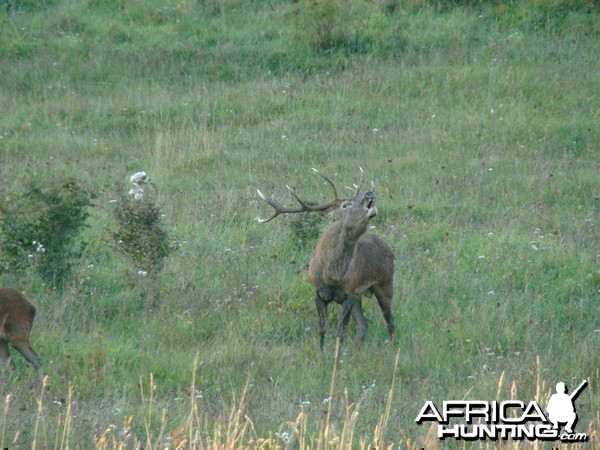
(416, 379, 590, 443)
(546, 380, 587, 434)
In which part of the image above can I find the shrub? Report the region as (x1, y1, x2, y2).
(0, 0, 55, 12)
(289, 213, 323, 248)
(0, 177, 94, 289)
(111, 172, 177, 302)
(294, 0, 374, 55)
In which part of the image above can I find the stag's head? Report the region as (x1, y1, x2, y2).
(333, 190, 377, 237)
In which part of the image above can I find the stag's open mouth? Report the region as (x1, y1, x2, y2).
(365, 192, 377, 218)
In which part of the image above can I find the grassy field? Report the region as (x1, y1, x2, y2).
(1, 0, 599, 447)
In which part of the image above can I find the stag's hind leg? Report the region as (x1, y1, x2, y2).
(12, 340, 40, 373)
(350, 298, 368, 349)
(373, 285, 395, 343)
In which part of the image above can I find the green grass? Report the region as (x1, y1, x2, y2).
(1, 0, 599, 448)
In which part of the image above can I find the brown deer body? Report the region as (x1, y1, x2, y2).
(309, 191, 395, 349)
(0, 287, 41, 374)
(258, 170, 395, 350)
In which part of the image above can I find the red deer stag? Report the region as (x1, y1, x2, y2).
(0, 287, 41, 375)
(257, 169, 395, 350)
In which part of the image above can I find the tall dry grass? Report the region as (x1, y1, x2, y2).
(3, 353, 596, 449)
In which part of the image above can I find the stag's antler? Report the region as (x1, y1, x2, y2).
(346, 166, 364, 197)
(256, 168, 349, 223)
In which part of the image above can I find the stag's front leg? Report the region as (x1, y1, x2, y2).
(336, 299, 354, 345)
(0, 340, 12, 374)
(315, 293, 328, 351)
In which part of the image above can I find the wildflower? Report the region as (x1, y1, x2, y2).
(279, 432, 290, 442)
(129, 171, 149, 200)
(138, 270, 148, 277)
(32, 240, 45, 253)
(130, 171, 149, 185)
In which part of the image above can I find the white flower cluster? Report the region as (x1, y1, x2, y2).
(32, 240, 45, 253)
(28, 240, 46, 259)
(129, 171, 149, 200)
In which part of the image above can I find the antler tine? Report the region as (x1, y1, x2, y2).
(344, 166, 365, 197)
(285, 185, 311, 209)
(354, 166, 364, 192)
(255, 189, 281, 223)
(311, 168, 341, 202)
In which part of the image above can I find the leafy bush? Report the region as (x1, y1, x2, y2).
(0, 0, 55, 12)
(294, 0, 375, 55)
(289, 213, 323, 248)
(111, 172, 177, 282)
(0, 177, 94, 289)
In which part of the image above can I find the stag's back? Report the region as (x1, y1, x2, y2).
(347, 233, 394, 297)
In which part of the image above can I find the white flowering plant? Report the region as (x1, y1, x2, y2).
(111, 172, 177, 283)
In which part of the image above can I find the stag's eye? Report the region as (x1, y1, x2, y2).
(342, 201, 352, 208)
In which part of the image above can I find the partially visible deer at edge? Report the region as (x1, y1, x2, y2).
(0, 287, 41, 376)
(257, 169, 395, 350)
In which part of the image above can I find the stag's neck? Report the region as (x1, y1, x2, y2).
(322, 223, 361, 281)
